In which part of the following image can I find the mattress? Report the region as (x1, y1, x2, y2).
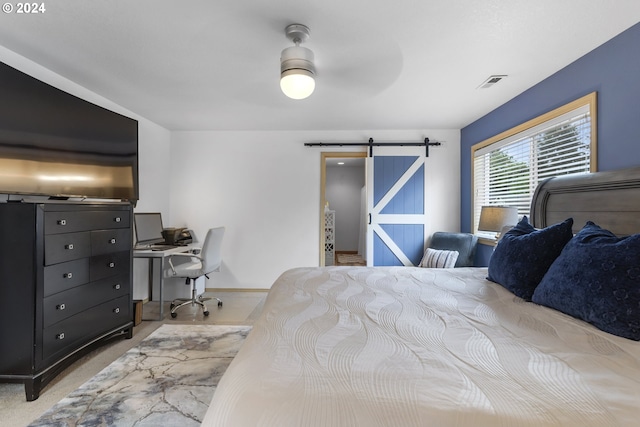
(202, 266, 640, 426)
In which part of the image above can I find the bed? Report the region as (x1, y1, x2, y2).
(202, 167, 640, 427)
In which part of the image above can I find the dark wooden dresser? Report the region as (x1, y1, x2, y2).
(0, 201, 134, 401)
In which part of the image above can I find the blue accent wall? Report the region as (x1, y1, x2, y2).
(460, 23, 640, 266)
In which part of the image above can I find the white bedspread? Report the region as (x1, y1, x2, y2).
(202, 267, 640, 426)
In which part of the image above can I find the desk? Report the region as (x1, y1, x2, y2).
(133, 244, 197, 320)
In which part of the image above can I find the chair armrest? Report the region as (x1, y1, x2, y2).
(166, 252, 203, 276)
(168, 252, 202, 261)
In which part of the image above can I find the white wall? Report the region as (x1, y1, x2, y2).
(422, 137, 463, 245)
(169, 129, 460, 289)
(134, 122, 172, 214)
(169, 131, 319, 290)
(131, 121, 172, 300)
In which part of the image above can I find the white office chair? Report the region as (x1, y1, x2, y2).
(165, 227, 225, 318)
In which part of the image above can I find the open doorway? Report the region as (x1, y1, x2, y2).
(320, 152, 367, 266)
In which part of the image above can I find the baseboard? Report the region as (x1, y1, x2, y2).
(205, 288, 270, 292)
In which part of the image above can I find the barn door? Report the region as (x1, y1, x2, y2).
(366, 150, 427, 266)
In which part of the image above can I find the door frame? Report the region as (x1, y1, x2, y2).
(319, 151, 367, 266)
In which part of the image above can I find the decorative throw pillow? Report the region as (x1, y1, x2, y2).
(487, 216, 574, 300)
(420, 248, 459, 268)
(532, 221, 640, 341)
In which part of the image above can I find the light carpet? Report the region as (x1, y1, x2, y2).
(29, 324, 251, 427)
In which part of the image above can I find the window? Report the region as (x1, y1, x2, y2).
(472, 92, 597, 238)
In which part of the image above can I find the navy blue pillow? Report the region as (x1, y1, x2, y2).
(487, 216, 574, 300)
(532, 222, 640, 341)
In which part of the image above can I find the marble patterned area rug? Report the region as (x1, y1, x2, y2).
(29, 324, 252, 427)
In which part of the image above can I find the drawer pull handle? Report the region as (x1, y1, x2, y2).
(63, 272, 73, 279)
(65, 244, 74, 250)
(113, 307, 120, 314)
(108, 262, 115, 268)
(56, 333, 65, 340)
(114, 284, 121, 290)
(57, 219, 67, 226)
(109, 238, 116, 244)
(56, 303, 66, 311)
(114, 217, 121, 223)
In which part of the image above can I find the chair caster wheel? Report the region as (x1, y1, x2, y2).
(218, 301, 223, 307)
(203, 311, 210, 316)
(171, 312, 177, 318)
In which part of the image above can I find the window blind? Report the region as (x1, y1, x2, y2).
(473, 104, 591, 233)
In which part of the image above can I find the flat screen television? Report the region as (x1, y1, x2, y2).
(0, 61, 138, 203)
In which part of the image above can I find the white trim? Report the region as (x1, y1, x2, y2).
(372, 214, 427, 224)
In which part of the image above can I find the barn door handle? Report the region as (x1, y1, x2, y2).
(368, 213, 371, 225)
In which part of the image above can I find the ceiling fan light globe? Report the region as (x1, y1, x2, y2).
(280, 44, 315, 99)
(280, 71, 315, 100)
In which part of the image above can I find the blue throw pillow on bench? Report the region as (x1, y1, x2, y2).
(532, 221, 640, 341)
(487, 216, 574, 300)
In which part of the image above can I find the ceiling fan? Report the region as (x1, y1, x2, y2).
(276, 21, 404, 99)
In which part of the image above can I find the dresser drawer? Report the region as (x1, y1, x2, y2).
(42, 294, 131, 360)
(90, 251, 130, 281)
(90, 273, 130, 301)
(92, 210, 130, 230)
(44, 259, 90, 297)
(44, 210, 130, 235)
(91, 228, 132, 256)
(44, 232, 91, 266)
(43, 273, 130, 328)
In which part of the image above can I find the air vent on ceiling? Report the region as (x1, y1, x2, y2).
(477, 75, 507, 89)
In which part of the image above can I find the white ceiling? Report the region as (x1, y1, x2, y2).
(1, 1, 639, 132)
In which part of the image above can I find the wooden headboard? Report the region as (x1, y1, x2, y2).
(531, 166, 640, 236)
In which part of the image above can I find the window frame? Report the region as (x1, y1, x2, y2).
(470, 92, 598, 244)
